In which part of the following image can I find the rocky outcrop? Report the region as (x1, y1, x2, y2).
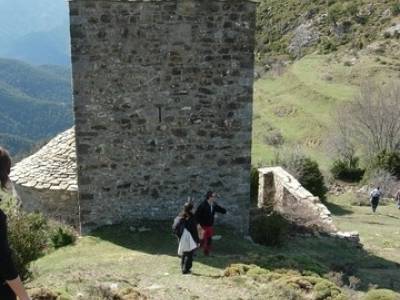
(10, 128, 79, 228)
(288, 22, 319, 58)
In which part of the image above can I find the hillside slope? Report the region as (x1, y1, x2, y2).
(0, 58, 73, 155)
(253, 0, 400, 171)
(256, 0, 400, 62)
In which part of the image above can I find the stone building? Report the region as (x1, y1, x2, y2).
(69, 0, 257, 232)
(10, 128, 79, 228)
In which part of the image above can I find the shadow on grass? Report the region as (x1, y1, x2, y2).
(91, 221, 400, 292)
(325, 202, 354, 216)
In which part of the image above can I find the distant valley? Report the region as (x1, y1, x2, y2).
(0, 58, 73, 155)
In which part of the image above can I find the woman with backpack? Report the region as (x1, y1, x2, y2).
(172, 201, 199, 274)
(0, 147, 31, 300)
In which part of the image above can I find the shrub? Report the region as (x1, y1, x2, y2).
(355, 15, 368, 25)
(265, 129, 285, 146)
(348, 275, 361, 290)
(314, 280, 342, 300)
(289, 157, 328, 201)
(272, 151, 328, 201)
(320, 37, 338, 54)
(249, 209, 289, 247)
(1, 198, 75, 280)
(345, 2, 359, 16)
(328, 3, 344, 24)
(260, 282, 303, 300)
(86, 285, 146, 300)
(330, 159, 365, 182)
(323, 271, 344, 288)
(297, 158, 327, 201)
(6, 209, 49, 280)
(363, 289, 399, 300)
(384, 31, 392, 39)
(30, 288, 59, 300)
(370, 151, 400, 178)
(49, 224, 77, 249)
(392, 3, 400, 16)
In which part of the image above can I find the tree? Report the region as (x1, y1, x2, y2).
(327, 108, 358, 168)
(333, 81, 400, 159)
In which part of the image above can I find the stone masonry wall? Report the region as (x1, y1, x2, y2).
(258, 167, 337, 233)
(69, 0, 256, 232)
(14, 186, 79, 228)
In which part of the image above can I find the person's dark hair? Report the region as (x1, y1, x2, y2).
(179, 202, 194, 219)
(0, 147, 11, 190)
(205, 191, 214, 200)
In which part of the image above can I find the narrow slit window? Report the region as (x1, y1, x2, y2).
(158, 106, 162, 123)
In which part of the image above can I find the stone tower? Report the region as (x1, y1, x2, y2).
(69, 0, 256, 233)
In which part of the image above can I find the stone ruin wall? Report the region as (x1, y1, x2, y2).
(258, 167, 337, 233)
(16, 187, 78, 227)
(69, 0, 256, 232)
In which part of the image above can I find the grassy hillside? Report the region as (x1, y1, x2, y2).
(0, 58, 72, 155)
(252, 51, 400, 171)
(28, 197, 400, 299)
(253, 0, 400, 172)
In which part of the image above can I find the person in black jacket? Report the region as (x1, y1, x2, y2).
(195, 191, 226, 256)
(173, 201, 200, 274)
(0, 147, 31, 300)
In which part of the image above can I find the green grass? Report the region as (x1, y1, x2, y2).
(329, 193, 400, 292)
(28, 201, 400, 299)
(252, 53, 400, 171)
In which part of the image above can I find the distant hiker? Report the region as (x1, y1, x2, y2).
(369, 186, 382, 213)
(173, 201, 199, 274)
(0, 147, 31, 300)
(195, 191, 227, 256)
(395, 189, 400, 209)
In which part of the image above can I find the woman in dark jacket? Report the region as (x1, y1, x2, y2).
(174, 201, 200, 274)
(0, 147, 31, 300)
(194, 191, 226, 256)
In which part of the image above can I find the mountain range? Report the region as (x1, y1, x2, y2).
(0, 0, 70, 66)
(0, 58, 73, 155)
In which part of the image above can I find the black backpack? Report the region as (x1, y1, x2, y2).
(172, 216, 185, 238)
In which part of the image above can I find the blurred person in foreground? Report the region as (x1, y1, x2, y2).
(0, 147, 31, 300)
